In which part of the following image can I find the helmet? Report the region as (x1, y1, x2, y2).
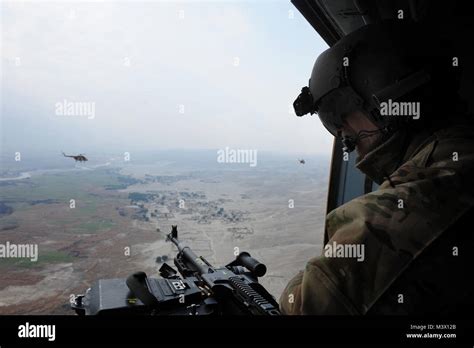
(293, 21, 442, 150)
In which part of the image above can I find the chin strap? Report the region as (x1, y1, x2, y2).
(339, 128, 387, 153)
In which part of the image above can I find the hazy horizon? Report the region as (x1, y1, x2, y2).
(1, 0, 333, 156)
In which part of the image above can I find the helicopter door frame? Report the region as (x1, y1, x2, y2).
(324, 137, 374, 244)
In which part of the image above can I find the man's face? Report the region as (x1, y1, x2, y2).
(338, 111, 382, 157)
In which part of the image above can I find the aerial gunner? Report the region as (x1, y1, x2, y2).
(280, 21, 474, 315)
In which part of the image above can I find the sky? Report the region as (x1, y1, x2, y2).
(1, 0, 333, 156)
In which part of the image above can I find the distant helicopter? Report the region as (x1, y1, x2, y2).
(298, 159, 305, 164)
(62, 152, 88, 162)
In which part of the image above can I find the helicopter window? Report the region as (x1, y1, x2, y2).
(335, 150, 367, 206)
(0, 0, 333, 313)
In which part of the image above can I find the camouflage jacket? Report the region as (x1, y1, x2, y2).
(280, 124, 474, 314)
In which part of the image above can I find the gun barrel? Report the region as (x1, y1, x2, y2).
(167, 234, 184, 251)
(167, 232, 211, 275)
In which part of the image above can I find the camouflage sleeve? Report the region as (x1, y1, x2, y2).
(280, 258, 361, 315)
(279, 270, 303, 314)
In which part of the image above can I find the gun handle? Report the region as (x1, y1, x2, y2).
(237, 252, 267, 277)
(126, 272, 159, 307)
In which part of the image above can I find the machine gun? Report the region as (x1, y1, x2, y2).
(71, 225, 280, 315)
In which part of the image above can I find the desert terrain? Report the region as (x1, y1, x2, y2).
(0, 150, 329, 314)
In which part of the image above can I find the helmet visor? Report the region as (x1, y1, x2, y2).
(315, 87, 363, 137)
